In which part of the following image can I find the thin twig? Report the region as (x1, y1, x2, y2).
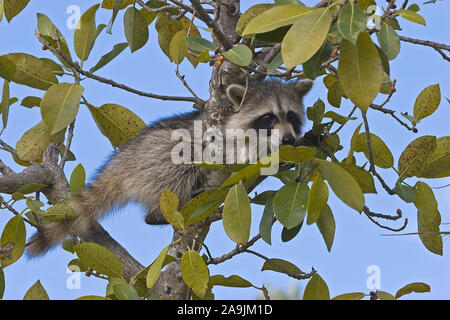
(363, 206, 408, 232)
(60, 120, 75, 170)
(35, 32, 204, 105)
(175, 70, 200, 101)
(399, 36, 450, 62)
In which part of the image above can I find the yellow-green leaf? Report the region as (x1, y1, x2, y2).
(376, 290, 396, 300)
(419, 136, 450, 178)
(261, 258, 304, 275)
(160, 189, 184, 230)
(1, 80, 10, 129)
(0, 215, 26, 268)
(394, 9, 426, 25)
(74, 242, 124, 279)
(23, 280, 49, 300)
(303, 274, 330, 300)
(316, 204, 335, 252)
(0, 56, 16, 81)
(338, 32, 382, 111)
(236, 4, 274, 36)
(307, 176, 328, 224)
(414, 181, 442, 255)
(181, 189, 227, 225)
(43, 204, 77, 222)
(70, 163, 86, 199)
(413, 84, 441, 122)
(124, 7, 149, 53)
(146, 244, 171, 288)
(210, 275, 253, 288)
(395, 282, 430, 299)
(4, 0, 29, 22)
(170, 29, 188, 65)
(273, 182, 309, 229)
(222, 184, 251, 245)
(398, 136, 437, 178)
(101, 0, 134, 9)
(40, 83, 84, 135)
(16, 121, 65, 163)
(316, 159, 365, 212)
(87, 103, 146, 149)
(90, 43, 128, 73)
(355, 132, 394, 169)
(338, 163, 376, 194)
(282, 7, 333, 69)
(181, 250, 210, 298)
(242, 5, 312, 37)
(279, 145, 315, 163)
(74, 4, 100, 62)
(3, 53, 58, 90)
(332, 292, 365, 300)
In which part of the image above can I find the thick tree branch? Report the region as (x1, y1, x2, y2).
(399, 36, 450, 62)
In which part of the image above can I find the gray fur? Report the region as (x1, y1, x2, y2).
(27, 78, 313, 256)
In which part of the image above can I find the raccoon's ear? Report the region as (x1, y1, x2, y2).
(293, 79, 313, 96)
(226, 84, 250, 107)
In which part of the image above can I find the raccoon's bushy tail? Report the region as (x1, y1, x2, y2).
(27, 176, 124, 257)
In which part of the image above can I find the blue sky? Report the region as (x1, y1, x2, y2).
(0, 0, 449, 300)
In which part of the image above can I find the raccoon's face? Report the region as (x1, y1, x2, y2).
(224, 79, 313, 146)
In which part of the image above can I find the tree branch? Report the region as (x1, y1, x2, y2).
(399, 36, 450, 62)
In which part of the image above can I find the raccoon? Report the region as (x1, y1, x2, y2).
(27, 78, 313, 256)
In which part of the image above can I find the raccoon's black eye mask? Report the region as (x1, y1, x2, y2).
(253, 113, 276, 130)
(287, 111, 301, 134)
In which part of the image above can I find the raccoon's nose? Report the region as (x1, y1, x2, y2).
(282, 134, 296, 146)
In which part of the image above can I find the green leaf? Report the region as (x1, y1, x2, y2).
(281, 222, 302, 242)
(170, 29, 188, 65)
(41, 83, 84, 135)
(242, 5, 313, 36)
(16, 184, 47, 194)
(377, 23, 400, 60)
(252, 190, 276, 205)
(413, 84, 441, 122)
(210, 275, 253, 288)
(398, 136, 437, 178)
(15, 121, 65, 163)
(307, 176, 328, 224)
(185, 36, 216, 52)
(273, 182, 309, 229)
(3, 53, 58, 90)
(261, 258, 304, 275)
(355, 132, 394, 169)
(267, 52, 283, 75)
(160, 189, 184, 230)
(3, 0, 30, 22)
(394, 183, 416, 203)
(332, 292, 365, 300)
(316, 205, 335, 252)
(181, 250, 210, 298)
(222, 45, 253, 67)
(76, 295, 111, 300)
(317, 159, 365, 212)
(87, 103, 146, 149)
(0, 56, 16, 81)
(113, 283, 139, 300)
(394, 9, 426, 25)
(146, 244, 171, 288)
(338, 32, 382, 112)
(181, 189, 227, 225)
(26, 199, 45, 215)
(43, 204, 77, 222)
(282, 7, 333, 69)
(1, 80, 10, 129)
(23, 280, 49, 300)
(90, 43, 128, 73)
(222, 184, 251, 245)
(74, 242, 124, 279)
(259, 193, 275, 245)
(279, 145, 316, 163)
(395, 282, 430, 299)
(20, 96, 41, 108)
(414, 181, 442, 255)
(124, 7, 149, 53)
(303, 274, 330, 300)
(303, 40, 331, 80)
(0, 215, 26, 267)
(74, 4, 100, 62)
(323, 111, 356, 124)
(419, 136, 450, 178)
(70, 164, 86, 199)
(337, 2, 366, 44)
